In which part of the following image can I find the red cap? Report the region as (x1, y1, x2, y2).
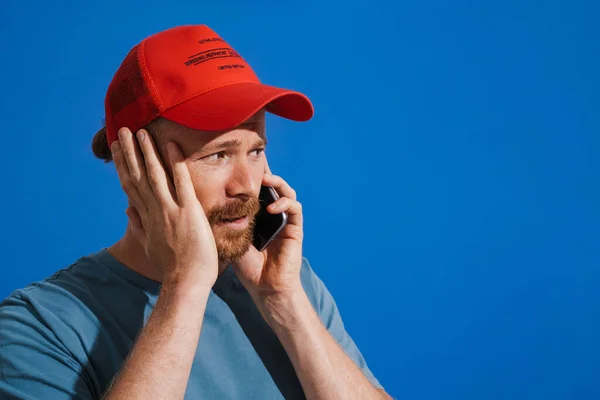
(104, 25, 314, 147)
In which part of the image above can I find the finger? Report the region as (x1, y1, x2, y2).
(167, 141, 198, 207)
(125, 205, 144, 229)
(111, 141, 147, 215)
(125, 206, 147, 244)
(267, 197, 303, 229)
(262, 173, 296, 201)
(136, 129, 177, 210)
(118, 128, 157, 209)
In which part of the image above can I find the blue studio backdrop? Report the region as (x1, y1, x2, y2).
(1, 1, 599, 399)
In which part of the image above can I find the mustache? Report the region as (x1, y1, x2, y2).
(206, 197, 261, 225)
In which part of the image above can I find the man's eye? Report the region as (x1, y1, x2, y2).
(204, 152, 226, 162)
(251, 148, 265, 157)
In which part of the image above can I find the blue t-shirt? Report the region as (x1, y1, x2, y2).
(0, 248, 382, 399)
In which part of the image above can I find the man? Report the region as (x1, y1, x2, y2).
(0, 24, 391, 399)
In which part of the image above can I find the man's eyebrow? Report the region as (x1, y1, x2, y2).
(201, 137, 267, 154)
(254, 137, 268, 148)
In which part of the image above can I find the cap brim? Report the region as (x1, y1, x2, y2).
(160, 82, 313, 131)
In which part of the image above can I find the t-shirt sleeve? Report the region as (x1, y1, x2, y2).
(0, 292, 95, 400)
(299, 258, 384, 390)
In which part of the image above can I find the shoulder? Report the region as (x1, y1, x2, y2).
(0, 255, 99, 347)
(298, 257, 335, 316)
(1, 256, 88, 318)
(0, 249, 128, 363)
(299, 256, 317, 289)
(299, 257, 319, 299)
(0, 262, 93, 386)
(0, 254, 108, 399)
(0, 251, 107, 324)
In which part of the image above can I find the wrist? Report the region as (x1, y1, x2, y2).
(256, 285, 312, 332)
(161, 273, 213, 303)
(163, 266, 216, 290)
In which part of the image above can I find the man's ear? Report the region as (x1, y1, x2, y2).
(125, 204, 147, 244)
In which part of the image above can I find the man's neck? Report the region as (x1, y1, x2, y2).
(107, 223, 229, 284)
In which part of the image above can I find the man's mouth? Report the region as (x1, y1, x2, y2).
(219, 215, 249, 229)
(221, 216, 246, 223)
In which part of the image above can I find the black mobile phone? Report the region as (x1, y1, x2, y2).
(252, 185, 288, 251)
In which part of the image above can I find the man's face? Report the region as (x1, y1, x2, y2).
(154, 112, 266, 263)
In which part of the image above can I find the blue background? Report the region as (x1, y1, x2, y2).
(1, 1, 599, 398)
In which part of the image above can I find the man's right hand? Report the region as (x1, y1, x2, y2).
(110, 127, 218, 288)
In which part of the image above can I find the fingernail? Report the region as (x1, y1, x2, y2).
(111, 141, 121, 153)
(137, 130, 145, 142)
(118, 128, 127, 140)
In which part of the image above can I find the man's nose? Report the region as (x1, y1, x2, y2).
(225, 159, 257, 199)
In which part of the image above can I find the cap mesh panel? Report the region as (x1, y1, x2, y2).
(107, 44, 152, 116)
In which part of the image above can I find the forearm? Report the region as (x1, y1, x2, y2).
(258, 288, 390, 400)
(103, 280, 210, 400)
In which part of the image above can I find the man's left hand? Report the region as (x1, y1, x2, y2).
(231, 162, 304, 302)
